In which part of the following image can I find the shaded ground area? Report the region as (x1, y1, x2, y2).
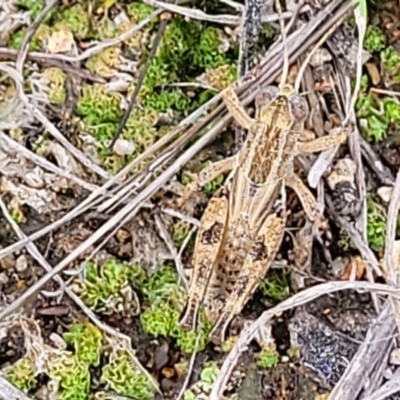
(1, 0, 400, 399)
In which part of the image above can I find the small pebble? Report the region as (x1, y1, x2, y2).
(390, 348, 400, 365)
(15, 255, 28, 272)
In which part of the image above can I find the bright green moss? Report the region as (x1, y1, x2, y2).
(364, 26, 386, 53)
(56, 4, 91, 40)
(101, 350, 155, 400)
(48, 352, 91, 400)
(184, 363, 220, 400)
(6, 358, 37, 393)
(384, 98, 400, 123)
(381, 46, 400, 83)
(9, 29, 42, 51)
(127, 2, 155, 22)
(72, 260, 142, 313)
(77, 84, 122, 125)
(63, 323, 103, 366)
(259, 270, 290, 301)
(18, 0, 57, 22)
(367, 199, 387, 252)
(257, 347, 279, 369)
(356, 92, 388, 142)
(139, 267, 211, 353)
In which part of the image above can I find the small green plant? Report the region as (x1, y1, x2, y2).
(257, 346, 279, 369)
(364, 26, 386, 53)
(184, 363, 220, 400)
(367, 198, 387, 252)
(18, 0, 56, 21)
(48, 351, 91, 400)
(258, 270, 290, 301)
(72, 260, 142, 314)
(139, 267, 211, 353)
(6, 358, 37, 393)
(63, 323, 103, 366)
(382, 46, 400, 83)
(9, 28, 42, 51)
(356, 92, 388, 142)
(101, 349, 155, 400)
(172, 221, 191, 248)
(55, 4, 91, 40)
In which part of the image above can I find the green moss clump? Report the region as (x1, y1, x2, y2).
(44, 67, 67, 104)
(364, 26, 386, 53)
(259, 270, 290, 301)
(127, 2, 155, 23)
(85, 48, 121, 78)
(381, 46, 400, 83)
(100, 350, 155, 400)
(63, 323, 103, 366)
(48, 352, 91, 400)
(18, 0, 57, 22)
(184, 363, 220, 400)
(9, 28, 42, 51)
(257, 347, 279, 369)
(77, 84, 122, 125)
(139, 267, 211, 353)
(356, 92, 387, 142)
(6, 358, 37, 393)
(367, 199, 387, 252)
(72, 260, 143, 313)
(56, 4, 91, 40)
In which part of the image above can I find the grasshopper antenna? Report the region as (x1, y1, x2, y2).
(294, 13, 349, 93)
(276, 0, 289, 90)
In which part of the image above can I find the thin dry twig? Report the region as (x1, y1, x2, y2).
(142, 0, 240, 25)
(210, 281, 400, 399)
(154, 213, 188, 288)
(0, 133, 99, 192)
(0, 376, 33, 400)
(0, 48, 106, 83)
(176, 326, 202, 400)
(361, 368, 400, 400)
(384, 168, 400, 335)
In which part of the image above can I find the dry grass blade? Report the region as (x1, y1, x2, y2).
(142, 0, 240, 24)
(0, 133, 99, 192)
(0, 376, 33, 400)
(210, 281, 400, 399)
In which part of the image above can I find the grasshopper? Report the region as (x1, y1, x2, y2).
(179, 82, 348, 344)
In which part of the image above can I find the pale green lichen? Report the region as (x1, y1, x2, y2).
(71, 260, 142, 314)
(100, 348, 155, 400)
(184, 363, 220, 400)
(6, 358, 37, 393)
(257, 346, 279, 369)
(63, 323, 103, 367)
(55, 4, 91, 40)
(364, 25, 386, 53)
(85, 48, 122, 78)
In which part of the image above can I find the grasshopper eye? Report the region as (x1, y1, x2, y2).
(288, 94, 309, 123)
(255, 86, 280, 110)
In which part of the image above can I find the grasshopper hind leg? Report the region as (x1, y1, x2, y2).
(210, 194, 287, 344)
(179, 193, 229, 331)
